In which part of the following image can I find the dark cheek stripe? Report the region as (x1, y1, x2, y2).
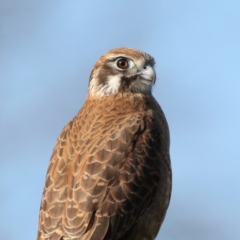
(92, 65, 138, 93)
(119, 76, 137, 93)
(97, 66, 119, 86)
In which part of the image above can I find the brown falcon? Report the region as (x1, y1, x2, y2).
(37, 48, 172, 240)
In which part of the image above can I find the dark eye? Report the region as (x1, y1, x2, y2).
(116, 58, 129, 69)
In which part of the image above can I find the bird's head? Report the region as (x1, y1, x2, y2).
(88, 48, 156, 97)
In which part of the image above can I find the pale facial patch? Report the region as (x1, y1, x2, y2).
(105, 75, 121, 94)
(89, 75, 121, 96)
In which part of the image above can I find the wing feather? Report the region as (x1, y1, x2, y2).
(37, 96, 170, 240)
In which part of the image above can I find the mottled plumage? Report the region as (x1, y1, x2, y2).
(37, 48, 172, 240)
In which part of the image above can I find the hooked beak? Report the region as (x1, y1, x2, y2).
(137, 65, 156, 84)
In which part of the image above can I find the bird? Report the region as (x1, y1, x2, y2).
(37, 47, 172, 240)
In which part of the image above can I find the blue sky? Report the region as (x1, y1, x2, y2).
(1, 1, 240, 239)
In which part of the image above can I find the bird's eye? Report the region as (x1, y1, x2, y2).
(116, 58, 129, 69)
